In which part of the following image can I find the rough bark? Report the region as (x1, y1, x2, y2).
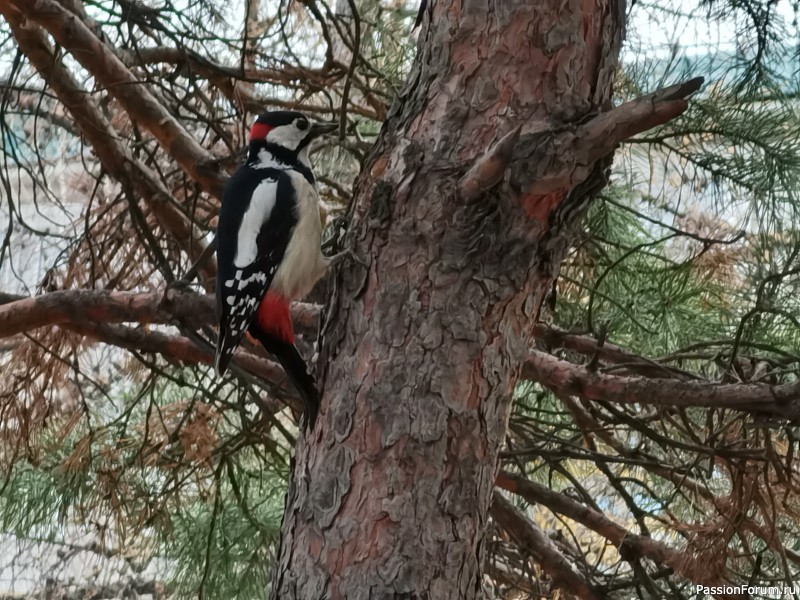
(271, 1, 627, 597)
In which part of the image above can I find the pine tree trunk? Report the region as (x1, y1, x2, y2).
(271, 1, 624, 597)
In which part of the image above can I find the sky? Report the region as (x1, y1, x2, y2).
(626, 0, 799, 59)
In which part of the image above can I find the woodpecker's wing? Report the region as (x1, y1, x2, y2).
(214, 170, 297, 375)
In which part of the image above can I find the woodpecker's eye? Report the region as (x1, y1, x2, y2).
(296, 119, 309, 131)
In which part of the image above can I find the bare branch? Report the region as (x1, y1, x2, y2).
(63, 320, 294, 396)
(510, 77, 705, 209)
(491, 491, 603, 600)
(533, 323, 697, 379)
(1, 11, 216, 282)
(495, 472, 746, 599)
(7, 0, 227, 199)
(0, 289, 320, 339)
(115, 46, 380, 118)
(495, 473, 686, 584)
(523, 348, 800, 420)
(578, 77, 705, 164)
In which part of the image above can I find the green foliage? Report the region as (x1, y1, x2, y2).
(0, 370, 292, 597)
(166, 457, 285, 599)
(558, 189, 738, 356)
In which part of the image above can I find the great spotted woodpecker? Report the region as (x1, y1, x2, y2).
(214, 110, 336, 428)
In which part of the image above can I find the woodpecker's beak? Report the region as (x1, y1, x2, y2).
(309, 122, 338, 139)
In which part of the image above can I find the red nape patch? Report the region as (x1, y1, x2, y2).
(255, 292, 294, 344)
(249, 122, 272, 141)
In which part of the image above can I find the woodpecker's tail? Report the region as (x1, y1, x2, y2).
(248, 327, 320, 430)
(215, 326, 243, 377)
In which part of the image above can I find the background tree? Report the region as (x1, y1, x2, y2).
(0, 0, 799, 598)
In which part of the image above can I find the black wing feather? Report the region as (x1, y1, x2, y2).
(214, 168, 297, 375)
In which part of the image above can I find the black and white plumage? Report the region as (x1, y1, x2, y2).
(214, 110, 336, 428)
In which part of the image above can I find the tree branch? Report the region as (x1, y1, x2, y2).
(0, 10, 216, 282)
(6, 0, 227, 199)
(495, 472, 742, 599)
(115, 46, 355, 116)
(490, 491, 603, 600)
(523, 348, 800, 420)
(0, 289, 320, 339)
(458, 125, 521, 202)
(533, 323, 697, 379)
(578, 77, 705, 164)
(65, 320, 283, 380)
(59, 320, 303, 413)
(510, 77, 704, 205)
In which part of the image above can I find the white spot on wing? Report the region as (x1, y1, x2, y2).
(235, 269, 268, 290)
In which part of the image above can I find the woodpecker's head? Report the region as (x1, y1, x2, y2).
(248, 111, 337, 154)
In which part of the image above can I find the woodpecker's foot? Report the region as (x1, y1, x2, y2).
(326, 249, 368, 270)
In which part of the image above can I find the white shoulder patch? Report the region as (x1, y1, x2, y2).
(234, 179, 278, 268)
(254, 149, 288, 170)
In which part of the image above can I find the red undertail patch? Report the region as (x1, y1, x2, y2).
(255, 292, 295, 344)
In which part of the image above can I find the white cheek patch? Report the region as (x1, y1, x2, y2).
(234, 179, 277, 268)
(266, 123, 305, 150)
